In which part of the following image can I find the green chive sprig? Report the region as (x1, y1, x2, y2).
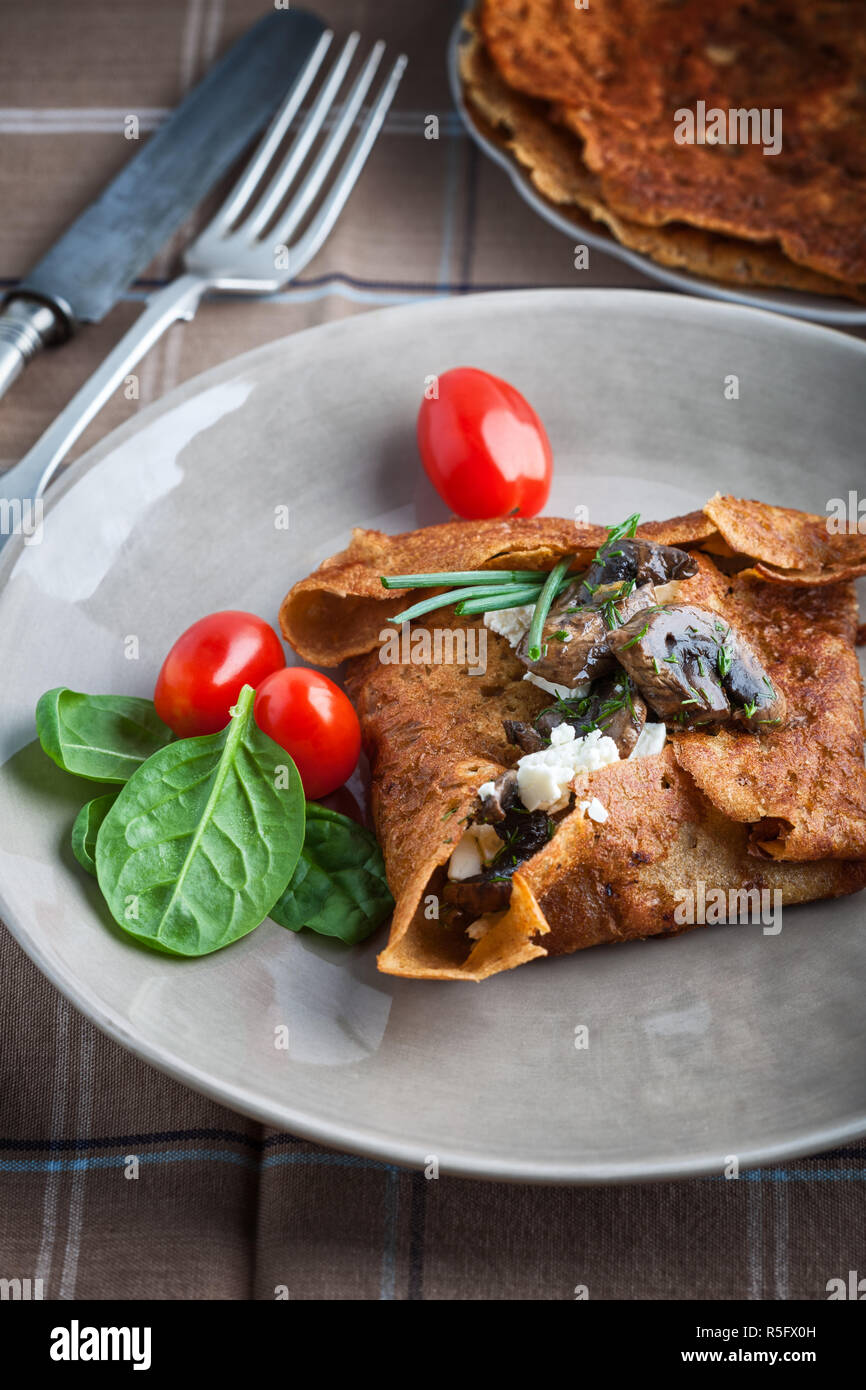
(381, 570, 544, 590)
(380, 511, 641, 632)
(457, 581, 568, 616)
(600, 513, 640, 549)
(382, 566, 572, 626)
(389, 582, 534, 625)
(526, 556, 573, 661)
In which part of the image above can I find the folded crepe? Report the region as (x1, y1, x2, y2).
(458, 12, 866, 302)
(477, 0, 866, 293)
(281, 497, 866, 981)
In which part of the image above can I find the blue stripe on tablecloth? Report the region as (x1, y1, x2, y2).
(0, 1149, 400, 1172)
(2, 1152, 865, 1181)
(0, 1129, 304, 1151)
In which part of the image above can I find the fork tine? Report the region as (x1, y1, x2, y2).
(241, 31, 361, 241)
(213, 28, 334, 233)
(267, 40, 389, 248)
(285, 54, 408, 278)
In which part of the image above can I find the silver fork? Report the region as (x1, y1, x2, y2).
(0, 31, 406, 548)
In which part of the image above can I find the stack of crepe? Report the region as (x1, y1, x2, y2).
(460, 1, 866, 302)
(281, 497, 866, 981)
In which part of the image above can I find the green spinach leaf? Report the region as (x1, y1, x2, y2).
(71, 793, 118, 877)
(37, 687, 174, 784)
(270, 802, 393, 945)
(95, 685, 304, 955)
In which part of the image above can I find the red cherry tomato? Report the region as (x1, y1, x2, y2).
(417, 366, 553, 520)
(253, 668, 361, 800)
(154, 611, 286, 738)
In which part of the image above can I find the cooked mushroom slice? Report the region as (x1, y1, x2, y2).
(608, 605, 786, 730)
(723, 639, 787, 731)
(576, 536, 698, 596)
(587, 674, 647, 757)
(515, 581, 656, 685)
(441, 873, 512, 922)
(537, 674, 646, 755)
(505, 673, 646, 758)
(502, 719, 545, 754)
(442, 805, 554, 926)
(475, 769, 519, 824)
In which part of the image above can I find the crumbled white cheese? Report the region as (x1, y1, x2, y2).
(629, 721, 667, 759)
(483, 603, 535, 649)
(469, 718, 663, 854)
(447, 822, 502, 881)
(473, 823, 501, 861)
(515, 724, 620, 813)
(522, 671, 590, 701)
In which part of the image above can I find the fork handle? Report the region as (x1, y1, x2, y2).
(0, 272, 208, 519)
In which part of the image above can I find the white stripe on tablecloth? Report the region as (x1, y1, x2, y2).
(150, 0, 222, 329)
(746, 1180, 764, 1299)
(772, 1182, 789, 1299)
(201, 0, 226, 70)
(57, 1023, 95, 1300)
(178, 0, 207, 95)
(0, 109, 463, 135)
(34, 996, 71, 1294)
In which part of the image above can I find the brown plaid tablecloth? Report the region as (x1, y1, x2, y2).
(1, 0, 863, 1302)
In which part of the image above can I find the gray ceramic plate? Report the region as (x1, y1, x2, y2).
(448, 16, 866, 327)
(1, 289, 864, 1183)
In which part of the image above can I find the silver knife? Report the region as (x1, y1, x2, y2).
(0, 7, 326, 401)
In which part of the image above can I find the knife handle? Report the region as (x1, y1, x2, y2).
(0, 299, 64, 400)
(0, 272, 207, 533)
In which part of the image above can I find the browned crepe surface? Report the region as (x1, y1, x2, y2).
(666, 554, 866, 860)
(524, 751, 866, 957)
(479, 0, 866, 290)
(282, 502, 866, 980)
(460, 15, 863, 301)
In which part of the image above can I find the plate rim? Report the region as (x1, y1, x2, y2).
(2, 285, 866, 1184)
(447, 12, 866, 327)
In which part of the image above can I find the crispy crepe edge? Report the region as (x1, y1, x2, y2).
(375, 749, 866, 981)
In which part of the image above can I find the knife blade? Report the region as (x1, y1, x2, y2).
(0, 7, 326, 400)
